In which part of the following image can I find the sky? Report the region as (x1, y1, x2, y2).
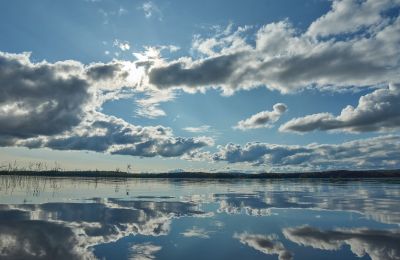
(0, 0, 400, 173)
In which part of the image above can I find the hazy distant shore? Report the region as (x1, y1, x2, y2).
(1, 170, 400, 179)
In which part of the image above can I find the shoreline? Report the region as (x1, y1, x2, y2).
(1, 169, 400, 179)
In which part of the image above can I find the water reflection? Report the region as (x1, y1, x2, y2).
(283, 226, 400, 260)
(0, 176, 399, 259)
(0, 199, 206, 259)
(0, 220, 94, 259)
(234, 232, 293, 260)
(129, 242, 161, 260)
(212, 187, 400, 224)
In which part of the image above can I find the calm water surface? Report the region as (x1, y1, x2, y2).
(0, 176, 399, 260)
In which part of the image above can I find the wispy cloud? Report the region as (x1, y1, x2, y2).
(113, 39, 131, 51)
(139, 1, 163, 20)
(183, 125, 212, 133)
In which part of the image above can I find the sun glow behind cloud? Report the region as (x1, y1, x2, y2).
(0, 0, 399, 172)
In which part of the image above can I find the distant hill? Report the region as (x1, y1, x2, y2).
(0, 169, 400, 179)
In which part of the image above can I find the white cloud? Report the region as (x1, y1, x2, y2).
(118, 6, 128, 16)
(113, 39, 131, 51)
(146, 3, 400, 94)
(280, 83, 400, 133)
(307, 0, 399, 37)
(235, 103, 287, 130)
(183, 125, 212, 133)
(135, 90, 175, 118)
(139, 1, 162, 20)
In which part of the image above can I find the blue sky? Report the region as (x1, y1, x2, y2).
(0, 0, 400, 172)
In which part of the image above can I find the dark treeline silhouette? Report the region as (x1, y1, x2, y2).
(0, 169, 400, 179)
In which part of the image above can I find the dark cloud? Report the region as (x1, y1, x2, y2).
(0, 52, 90, 139)
(280, 83, 400, 133)
(86, 63, 127, 81)
(283, 226, 400, 260)
(234, 232, 293, 260)
(0, 52, 212, 159)
(23, 115, 213, 158)
(212, 135, 400, 170)
(112, 136, 212, 157)
(148, 53, 242, 89)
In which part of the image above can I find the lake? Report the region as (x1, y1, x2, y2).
(0, 176, 399, 260)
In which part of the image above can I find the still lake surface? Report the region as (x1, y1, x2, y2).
(0, 176, 399, 260)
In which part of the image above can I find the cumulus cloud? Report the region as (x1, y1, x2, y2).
(0, 51, 212, 159)
(280, 83, 400, 133)
(235, 103, 287, 130)
(0, 52, 91, 140)
(234, 232, 293, 260)
(2, 0, 400, 166)
(211, 135, 400, 170)
(19, 113, 213, 158)
(283, 226, 400, 260)
(307, 0, 399, 37)
(146, 4, 400, 94)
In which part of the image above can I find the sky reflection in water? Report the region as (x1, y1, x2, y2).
(0, 176, 399, 260)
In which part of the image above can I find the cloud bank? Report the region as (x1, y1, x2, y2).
(212, 135, 400, 170)
(0, 52, 212, 158)
(280, 83, 400, 133)
(146, 0, 400, 94)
